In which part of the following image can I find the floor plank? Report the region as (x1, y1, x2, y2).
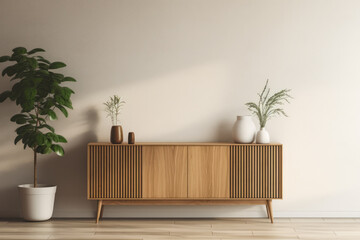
(0, 218, 360, 240)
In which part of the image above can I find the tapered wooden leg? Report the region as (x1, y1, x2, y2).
(265, 201, 270, 218)
(100, 203, 104, 219)
(96, 200, 103, 223)
(266, 200, 274, 223)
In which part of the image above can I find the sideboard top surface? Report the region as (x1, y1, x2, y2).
(88, 142, 282, 146)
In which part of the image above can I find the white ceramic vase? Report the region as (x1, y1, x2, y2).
(18, 184, 57, 221)
(256, 127, 270, 144)
(232, 116, 256, 143)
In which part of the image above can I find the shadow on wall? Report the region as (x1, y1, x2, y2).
(0, 107, 99, 217)
(0, 92, 28, 217)
(216, 120, 233, 142)
(39, 107, 99, 217)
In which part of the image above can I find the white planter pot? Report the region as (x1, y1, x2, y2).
(18, 184, 57, 221)
(232, 115, 256, 143)
(256, 128, 270, 144)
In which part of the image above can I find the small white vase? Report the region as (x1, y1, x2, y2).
(232, 116, 256, 143)
(18, 184, 57, 221)
(256, 128, 270, 144)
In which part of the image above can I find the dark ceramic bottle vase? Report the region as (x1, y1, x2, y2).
(110, 125, 123, 144)
(128, 132, 135, 144)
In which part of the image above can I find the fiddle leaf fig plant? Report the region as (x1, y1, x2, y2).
(0, 47, 76, 187)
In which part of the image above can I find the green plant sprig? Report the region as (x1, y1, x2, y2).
(245, 80, 292, 128)
(104, 95, 125, 125)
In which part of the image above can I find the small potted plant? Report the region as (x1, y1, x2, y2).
(104, 95, 125, 144)
(0, 47, 76, 221)
(245, 80, 292, 143)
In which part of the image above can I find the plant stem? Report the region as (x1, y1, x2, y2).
(33, 106, 40, 188)
(34, 149, 37, 187)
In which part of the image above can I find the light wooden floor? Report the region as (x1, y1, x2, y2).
(1, 218, 360, 240)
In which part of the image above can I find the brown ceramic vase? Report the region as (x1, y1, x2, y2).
(110, 125, 123, 144)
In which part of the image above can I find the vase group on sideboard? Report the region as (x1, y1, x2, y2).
(232, 115, 270, 144)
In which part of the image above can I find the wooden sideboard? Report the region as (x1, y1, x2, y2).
(87, 143, 282, 223)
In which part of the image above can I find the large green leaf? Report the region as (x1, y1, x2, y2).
(54, 95, 65, 105)
(51, 144, 64, 156)
(0, 91, 11, 102)
(56, 135, 67, 143)
(27, 58, 38, 69)
(27, 132, 40, 148)
(43, 99, 55, 109)
(36, 145, 52, 154)
(14, 135, 23, 145)
(0, 56, 10, 62)
(11, 82, 23, 99)
(56, 105, 68, 117)
(36, 57, 50, 64)
(23, 88, 37, 102)
(38, 63, 49, 70)
(35, 132, 46, 145)
(2, 65, 16, 77)
(10, 114, 28, 123)
(32, 78, 42, 87)
(49, 62, 66, 69)
(62, 77, 76, 82)
(48, 109, 57, 120)
(46, 132, 58, 142)
(63, 87, 75, 95)
(17, 118, 27, 124)
(40, 124, 55, 132)
(15, 124, 34, 134)
(21, 101, 36, 112)
(37, 69, 50, 75)
(27, 48, 45, 55)
(12, 47, 27, 55)
(62, 99, 73, 109)
(52, 73, 64, 81)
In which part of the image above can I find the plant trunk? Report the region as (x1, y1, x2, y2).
(34, 149, 37, 187)
(34, 107, 40, 188)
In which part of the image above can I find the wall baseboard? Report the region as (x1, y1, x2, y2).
(275, 211, 360, 218)
(2, 210, 360, 219)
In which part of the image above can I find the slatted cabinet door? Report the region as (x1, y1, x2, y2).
(230, 145, 282, 199)
(88, 145, 142, 199)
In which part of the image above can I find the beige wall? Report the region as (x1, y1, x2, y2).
(1, 0, 360, 218)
